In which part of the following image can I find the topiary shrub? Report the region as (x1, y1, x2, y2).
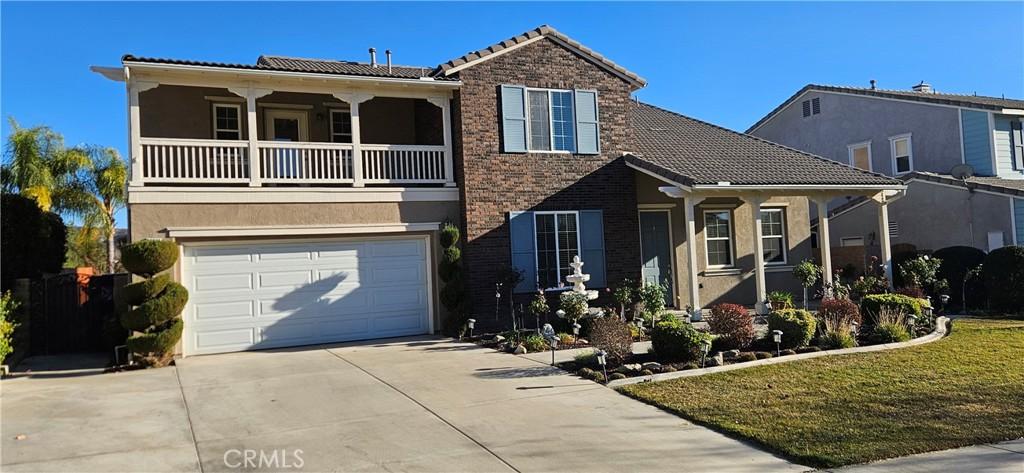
(982, 246, 1024, 312)
(1, 194, 66, 290)
(651, 318, 710, 362)
(120, 239, 178, 277)
(437, 222, 469, 335)
(118, 239, 186, 367)
(589, 317, 633, 363)
(767, 309, 816, 348)
(705, 303, 754, 350)
(933, 246, 986, 308)
(860, 294, 925, 322)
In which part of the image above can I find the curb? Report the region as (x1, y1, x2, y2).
(607, 316, 950, 388)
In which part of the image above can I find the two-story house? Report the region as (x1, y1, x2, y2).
(93, 26, 902, 356)
(749, 83, 1024, 268)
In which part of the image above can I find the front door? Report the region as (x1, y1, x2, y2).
(265, 109, 309, 142)
(639, 210, 674, 306)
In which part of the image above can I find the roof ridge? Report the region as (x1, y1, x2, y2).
(807, 83, 1023, 102)
(635, 101, 897, 183)
(258, 54, 430, 70)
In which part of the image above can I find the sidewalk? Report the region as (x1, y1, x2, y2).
(830, 439, 1024, 472)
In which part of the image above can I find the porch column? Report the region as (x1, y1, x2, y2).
(812, 196, 834, 290)
(229, 87, 273, 187)
(744, 195, 768, 314)
(873, 193, 895, 287)
(684, 194, 706, 318)
(127, 80, 159, 186)
(427, 96, 456, 187)
(333, 93, 374, 187)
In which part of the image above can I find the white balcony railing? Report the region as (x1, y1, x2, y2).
(138, 138, 451, 186)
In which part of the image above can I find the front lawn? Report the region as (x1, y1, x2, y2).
(620, 318, 1024, 468)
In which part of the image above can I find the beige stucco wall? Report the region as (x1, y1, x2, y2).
(635, 172, 811, 308)
(139, 85, 442, 145)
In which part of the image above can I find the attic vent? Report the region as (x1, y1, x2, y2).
(888, 220, 899, 238)
(802, 98, 821, 118)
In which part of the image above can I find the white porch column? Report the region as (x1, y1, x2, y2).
(684, 194, 706, 318)
(229, 87, 272, 187)
(333, 93, 374, 187)
(874, 193, 895, 287)
(813, 196, 834, 290)
(427, 96, 455, 187)
(127, 80, 158, 186)
(745, 195, 768, 314)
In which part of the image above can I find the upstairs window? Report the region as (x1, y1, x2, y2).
(213, 104, 242, 140)
(329, 108, 352, 143)
(848, 141, 872, 171)
(890, 134, 913, 175)
(500, 85, 599, 154)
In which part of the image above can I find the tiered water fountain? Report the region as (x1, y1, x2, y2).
(566, 255, 600, 315)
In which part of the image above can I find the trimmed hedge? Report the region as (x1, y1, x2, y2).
(126, 319, 184, 355)
(121, 240, 178, 277)
(120, 274, 171, 307)
(1, 194, 67, 290)
(982, 246, 1024, 312)
(120, 282, 188, 332)
(860, 294, 926, 321)
(767, 309, 816, 348)
(933, 246, 986, 307)
(651, 318, 709, 362)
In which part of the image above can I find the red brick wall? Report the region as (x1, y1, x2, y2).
(451, 38, 641, 323)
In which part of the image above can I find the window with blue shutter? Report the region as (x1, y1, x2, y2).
(508, 211, 536, 293)
(579, 210, 606, 288)
(574, 90, 600, 154)
(500, 85, 527, 152)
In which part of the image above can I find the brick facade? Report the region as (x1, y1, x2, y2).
(451, 38, 641, 326)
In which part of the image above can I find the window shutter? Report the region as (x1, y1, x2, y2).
(1011, 120, 1024, 171)
(508, 211, 536, 293)
(574, 90, 600, 154)
(579, 210, 606, 288)
(500, 85, 527, 153)
(801, 100, 811, 118)
(811, 97, 821, 115)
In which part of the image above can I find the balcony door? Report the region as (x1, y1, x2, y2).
(265, 109, 309, 142)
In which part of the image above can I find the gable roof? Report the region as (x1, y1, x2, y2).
(627, 102, 901, 188)
(747, 84, 1024, 133)
(121, 54, 447, 81)
(431, 25, 647, 89)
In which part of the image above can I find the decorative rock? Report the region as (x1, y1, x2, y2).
(641, 362, 662, 371)
(622, 363, 643, 372)
(492, 335, 506, 343)
(513, 344, 527, 355)
(722, 349, 740, 360)
(705, 352, 724, 367)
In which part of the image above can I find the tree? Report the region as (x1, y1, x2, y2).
(2, 118, 90, 213)
(64, 147, 127, 273)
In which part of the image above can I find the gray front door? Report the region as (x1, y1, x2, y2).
(639, 210, 673, 306)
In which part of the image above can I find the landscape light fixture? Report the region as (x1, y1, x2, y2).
(772, 329, 783, 356)
(596, 349, 608, 383)
(907, 314, 918, 333)
(542, 324, 558, 366)
(851, 321, 859, 337)
(467, 319, 476, 339)
(683, 313, 692, 324)
(572, 322, 581, 343)
(700, 338, 712, 368)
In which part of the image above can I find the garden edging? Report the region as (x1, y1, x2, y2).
(606, 316, 950, 388)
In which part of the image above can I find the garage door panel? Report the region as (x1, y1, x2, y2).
(185, 237, 430, 355)
(193, 273, 253, 293)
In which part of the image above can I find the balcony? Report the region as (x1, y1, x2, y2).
(128, 84, 454, 188)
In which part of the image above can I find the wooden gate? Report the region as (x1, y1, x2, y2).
(29, 272, 129, 355)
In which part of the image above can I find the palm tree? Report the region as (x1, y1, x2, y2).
(2, 118, 90, 213)
(66, 147, 127, 273)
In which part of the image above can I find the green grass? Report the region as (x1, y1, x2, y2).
(620, 319, 1024, 468)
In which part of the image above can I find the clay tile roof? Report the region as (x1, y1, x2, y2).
(628, 102, 901, 187)
(432, 25, 647, 88)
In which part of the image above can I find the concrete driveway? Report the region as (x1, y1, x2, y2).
(2, 337, 802, 472)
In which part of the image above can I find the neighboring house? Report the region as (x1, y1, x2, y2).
(749, 83, 1024, 263)
(92, 25, 902, 356)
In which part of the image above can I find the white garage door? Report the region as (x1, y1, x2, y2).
(182, 237, 431, 355)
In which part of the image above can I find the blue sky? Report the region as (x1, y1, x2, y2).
(3, 2, 1022, 225)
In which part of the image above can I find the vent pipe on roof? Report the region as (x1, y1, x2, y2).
(385, 49, 392, 73)
(369, 48, 377, 68)
(870, 79, 876, 90)
(912, 81, 933, 93)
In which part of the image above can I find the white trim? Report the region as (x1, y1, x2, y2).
(204, 95, 245, 103)
(958, 108, 967, 164)
(533, 211, 582, 290)
(212, 103, 243, 140)
(840, 236, 865, 247)
(1001, 109, 1024, 116)
(264, 109, 309, 141)
(691, 183, 905, 191)
(638, 208, 676, 306)
(702, 209, 735, 269)
(760, 207, 788, 265)
(847, 140, 873, 172)
(127, 186, 459, 204)
(626, 162, 694, 191)
(524, 87, 577, 153)
(443, 35, 548, 75)
(1011, 197, 1019, 246)
(165, 222, 441, 238)
(888, 133, 914, 175)
(124, 61, 462, 89)
(989, 112, 999, 175)
(256, 103, 313, 110)
(328, 108, 353, 143)
(637, 203, 676, 210)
